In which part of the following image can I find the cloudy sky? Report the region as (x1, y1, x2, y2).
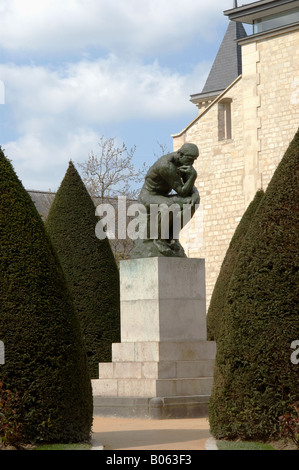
(0, 0, 253, 191)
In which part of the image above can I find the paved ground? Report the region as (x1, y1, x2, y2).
(92, 416, 212, 451)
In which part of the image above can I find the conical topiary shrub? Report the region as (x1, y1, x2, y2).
(209, 129, 299, 441)
(45, 161, 120, 379)
(0, 148, 93, 444)
(207, 189, 264, 341)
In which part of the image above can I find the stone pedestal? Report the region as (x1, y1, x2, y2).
(92, 257, 216, 419)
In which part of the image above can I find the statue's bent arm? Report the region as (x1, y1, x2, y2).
(160, 164, 197, 198)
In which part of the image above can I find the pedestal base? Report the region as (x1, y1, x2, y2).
(92, 258, 216, 419)
(93, 395, 210, 419)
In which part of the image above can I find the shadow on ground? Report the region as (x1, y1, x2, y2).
(92, 417, 211, 450)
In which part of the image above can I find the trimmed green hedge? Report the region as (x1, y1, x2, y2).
(207, 190, 264, 341)
(45, 161, 120, 378)
(209, 129, 299, 441)
(0, 148, 93, 443)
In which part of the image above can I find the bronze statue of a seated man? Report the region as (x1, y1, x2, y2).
(131, 143, 200, 258)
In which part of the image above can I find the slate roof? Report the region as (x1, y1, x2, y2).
(191, 21, 247, 103)
(27, 190, 136, 221)
(28, 190, 56, 221)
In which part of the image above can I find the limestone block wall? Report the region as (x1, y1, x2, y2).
(173, 78, 246, 306)
(253, 27, 299, 187)
(173, 26, 299, 307)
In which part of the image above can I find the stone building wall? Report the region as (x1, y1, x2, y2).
(255, 27, 299, 187)
(173, 78, 246, 306)
(173, 25, 299, 307)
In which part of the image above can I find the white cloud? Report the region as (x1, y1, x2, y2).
(0, 56, 208, 128)
(1, 0, 249, 190)
(4, 127, 100, 191)
(0, 0, 234, 56)
(0, 56, 208, 189)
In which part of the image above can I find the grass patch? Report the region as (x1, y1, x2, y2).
(34, 443, 91, 450)
(216, 440, 275, 451)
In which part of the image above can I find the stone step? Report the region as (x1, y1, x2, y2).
(93, 395, 211, 419)
(92, 376, 214, 398)
(98, 360, 215, 380)
(112, 340, 216, 363)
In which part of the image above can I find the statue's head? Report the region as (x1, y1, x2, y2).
(177, 143, 199, 165)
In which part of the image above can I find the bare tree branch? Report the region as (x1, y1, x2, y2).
(78, 136, 147, 202)
(78, 136, 148, 263)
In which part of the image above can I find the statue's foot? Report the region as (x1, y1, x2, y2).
(169, 239, 181, 252)
(131, 238, 187, 259)
(153, 239, 173, 256)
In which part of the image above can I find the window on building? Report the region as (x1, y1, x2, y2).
(253, 7, 299, 34)
(218, 99, 232, 141)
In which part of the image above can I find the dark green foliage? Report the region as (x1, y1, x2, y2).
(0, 380, 23, 448)
(209, 129, 299, 441)
(207, 189, 264, 341)
(45, 161, 120, 378)
(278, 402, 299, 448)
(0, 148, 93, 444)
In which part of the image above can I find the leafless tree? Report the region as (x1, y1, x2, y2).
(78, 136, 147, 202)
(78, 137, 171, 264)
(78, 136, 148, 264)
